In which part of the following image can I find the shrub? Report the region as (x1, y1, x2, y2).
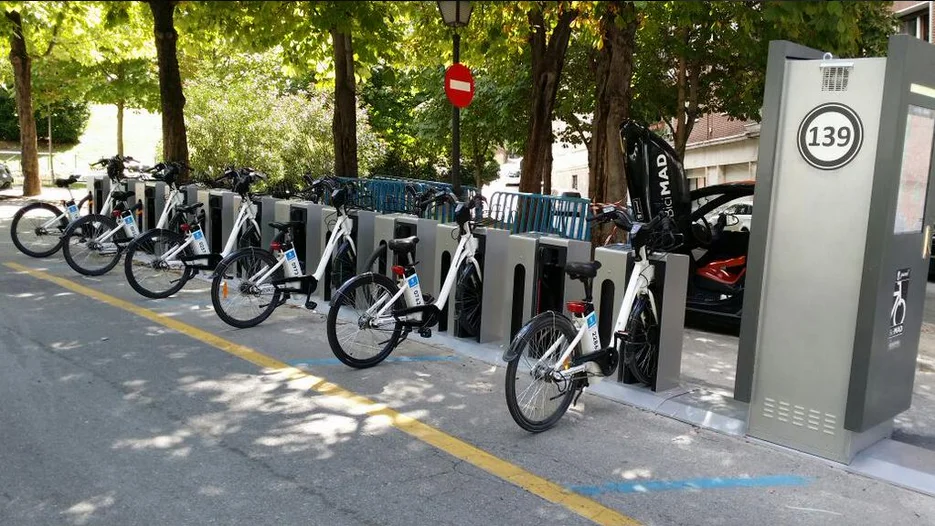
(185, 78, 385, 189)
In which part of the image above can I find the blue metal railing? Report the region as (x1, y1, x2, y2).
(486, 191, 591, 240)
(316, 176, 477, 222)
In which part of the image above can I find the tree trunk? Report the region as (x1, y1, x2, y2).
(47, 109, 53, 177)
(148, 0, 189, 178)
(542, 128, 553, 195)
(471, 135, 483, 189)
(518, 7, 578, 194)
(116, 100, 125, 157)
(670, 27, 702, 161)
(675, 65, 701, 160)
(6, 11, 40, 197)
(588, 2, 638, 245)
(332, 28, 358, 178)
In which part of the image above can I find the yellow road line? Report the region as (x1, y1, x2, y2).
(5, 262, 640, 526)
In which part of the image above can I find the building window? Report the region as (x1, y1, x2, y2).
(901, 12, 930, 41)
(572, 174, 578, 189)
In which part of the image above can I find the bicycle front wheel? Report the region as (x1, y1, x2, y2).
(211, 248, 283, 329)
(455, 262, 483, 337)
(505, 312, 580, 432)
(61, 214, 122, 276)
(326, 273, 403, 368)
(330, 240, 357, 292)
(622, 295, 659, 386)
(11, 202, 68, 258)
(124, 229, 194, 299)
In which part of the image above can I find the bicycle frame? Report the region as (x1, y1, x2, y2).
(37, 183, 116, 233)
(533, 245, 658, 379)
(154, 187, 184, 230)
(247, 212, 355, 286)
(370, 222, 481, 326)
(156, 197, 259, 266)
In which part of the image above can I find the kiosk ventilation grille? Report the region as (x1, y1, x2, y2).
(763, 397, 837, 436)
(822, 66, 850, 92)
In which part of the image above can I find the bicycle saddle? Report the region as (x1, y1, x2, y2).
(111, 190, 134, 201)
(388, 236, 418, 253)
(178, 202, 204, 213)
(54, 175, 81, 188)
(564, 261, 601, 280)
(269, 221, 304, 232)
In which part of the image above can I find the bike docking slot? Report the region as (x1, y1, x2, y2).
(371, 213, 407, 278)
(501, 232, 591, 343)
(735, 36, 935, 477)
(133, 180, 167, 232)
(593, 244, 629, 349)
(258, 195, 278, 247)
(308, 202, 339, 302)
(433, 221, 510, 342)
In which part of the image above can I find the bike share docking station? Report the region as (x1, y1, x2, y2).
(736, 36, 935, 465)
(433, 222, 510, 341)
(372, 214, 439, 298)
(299, 201, 376, 303)
(503, 233, 591, 339)
(132, 180, 167, 231)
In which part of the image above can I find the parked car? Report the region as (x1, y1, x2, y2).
(705, 199, 753, 232)
(682, 181, 756, 332)
(0, 163, 12, 190)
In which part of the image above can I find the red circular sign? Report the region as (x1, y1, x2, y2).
(444, 63, 475, 109)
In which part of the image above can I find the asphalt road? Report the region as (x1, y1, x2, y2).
(2, 193, 935, 525)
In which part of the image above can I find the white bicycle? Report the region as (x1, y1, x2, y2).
(326, 193, 486, 368)
(209, 178, 361, 328)
(59, 156, 150, 276)
(503, 206, 681, 432)
(9, 156, 128, 258)
(122, 167, 264, 299)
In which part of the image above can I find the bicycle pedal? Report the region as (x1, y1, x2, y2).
(418, 327, 432, 338)
(304, 299, 317, 310)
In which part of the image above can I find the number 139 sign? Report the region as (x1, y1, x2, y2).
(797, 103, 864, 170)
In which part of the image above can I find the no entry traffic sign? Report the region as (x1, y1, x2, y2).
(445, 63, 474, 108)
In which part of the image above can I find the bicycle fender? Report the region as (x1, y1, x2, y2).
(501, 310, 572, 362)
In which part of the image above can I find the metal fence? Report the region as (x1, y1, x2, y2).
(318, 176, 478, 222)
(486, 191, 591, 240)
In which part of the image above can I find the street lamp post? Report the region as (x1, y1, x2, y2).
(438, 1, 472, 198)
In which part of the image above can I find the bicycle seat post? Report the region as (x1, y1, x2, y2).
(582, 277, 594, 304)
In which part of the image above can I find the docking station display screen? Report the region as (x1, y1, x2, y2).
(894, 105, 935, 235)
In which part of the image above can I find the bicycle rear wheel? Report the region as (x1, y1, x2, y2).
(505, 312, 580, 432)
(211, 248, 283, 329)
(124, 229, 194, 299)
(622, 295, 659, 386)
(326, 273, 403, 368)
(11, 202, 68, 257)
(61, 214, 123, 276)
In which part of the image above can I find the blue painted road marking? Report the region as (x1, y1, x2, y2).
(570, 475, 811, 496)
(289, 355, 460, 367)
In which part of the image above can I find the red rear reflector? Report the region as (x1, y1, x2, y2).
(391, 265, 405, 277)
(180, 223, 190, 232)
(270, 241, 282, 252)
(566, 301, 587, 314)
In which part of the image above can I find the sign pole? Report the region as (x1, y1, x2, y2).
(452, 31, 461, 199)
